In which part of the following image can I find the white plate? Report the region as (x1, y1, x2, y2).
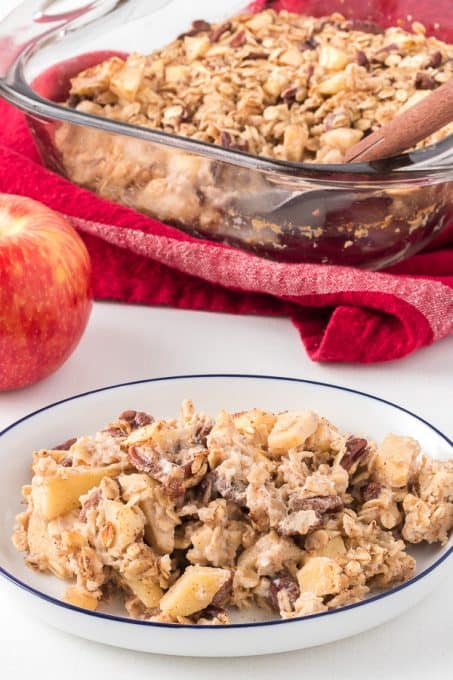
(0, 374, 451, 657)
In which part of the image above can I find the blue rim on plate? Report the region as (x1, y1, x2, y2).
(1, 374, 451, 630)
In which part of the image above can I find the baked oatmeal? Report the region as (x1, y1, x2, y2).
(12, 401, 453, 624)
(65, 9, 453, 164)
(50, 8, 453, 262)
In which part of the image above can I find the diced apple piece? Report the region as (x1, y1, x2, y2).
(268, 411, 319, 455)
(125, 575, 163, 608)
(297, 557, 343, 596)
(233, 409, 277, 447)
(159, 566, 230, 617)
(140, 496, 176, 555)
(32, 464, 123, 520)
(64, 585, 99, 610)
(27, 513, 71, 579)
(319, 45, 349, 71)
(110, 53, 145, 101)
(102, 500, 144, 553)
(374, 434, 420, 487)
(318, 72, 346, 95)
(307, 535, 346, 560)
(319, 535, 346, 559)
(184, 35, 211, 61)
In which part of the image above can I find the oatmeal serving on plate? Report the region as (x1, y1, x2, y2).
(12, 401, 453, 625)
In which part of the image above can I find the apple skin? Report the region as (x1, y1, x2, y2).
(0, 194, 92, 391)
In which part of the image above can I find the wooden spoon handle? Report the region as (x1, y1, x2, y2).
(345, 78, 453, 163)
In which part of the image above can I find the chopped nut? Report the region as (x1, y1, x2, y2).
(269, 571, 300, 611)
(289, 495, 344, 514)
(179, 20, 211, 38)
(429, 51, 442, 68)
(209, 22, 231, 43)
(52, 437, 77, 451)
(345, 20, 384, 34)
(414, 72, 436, 89)
(356, 50, 369, 68)
(100, 521, 116, 548)
(341, 437, 368, 470)
(230, 30, 246, 48)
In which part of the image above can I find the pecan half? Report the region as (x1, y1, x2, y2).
(230, 30, 246, 48)
(79, 488, 101, 522)
(179, 19, 211, 39)
(281, 86, 298, 104)
(372, 43, 398, 61)
(209, 22, 231, 43)
(103, 426, 127, 438)
(429, 51, 442, 68)
(341, 437, 368, 470)
(220, 130, 248, 151)
(194, 605, 228, 622)
(212, 472, 247, 504)
(67, 94, 83, 108)
(356, 50, 370, 68)
(362, 481, 383, 502)
(119, 410, 153, 429)
(289, 494, 344, 514)
(128, 446, 185, 497)
(414, 72, 436, 90)
(345, 20, 384, 34)
(300, 37, 318, 50)
(52, 437, 77, 451)
(244, 51, 269, 60)
(198, 471, 217, 504)
(268, 571, 300, 611)
(211, 573, 233, 607)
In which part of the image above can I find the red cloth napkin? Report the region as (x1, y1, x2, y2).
(0, 0, 452, 363)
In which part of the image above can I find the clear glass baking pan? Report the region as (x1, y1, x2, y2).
(0, 0, 452, 269)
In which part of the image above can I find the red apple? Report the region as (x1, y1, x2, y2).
(0, 194, 92, 390)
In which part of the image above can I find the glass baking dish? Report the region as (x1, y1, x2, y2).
(0, 0, 452, 269)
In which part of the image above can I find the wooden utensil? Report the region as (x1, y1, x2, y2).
(345, 78, 453, 163)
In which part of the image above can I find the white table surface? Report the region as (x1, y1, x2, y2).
(1, 1, 452, 677)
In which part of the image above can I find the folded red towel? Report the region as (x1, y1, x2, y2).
(0, 0, 452, 364)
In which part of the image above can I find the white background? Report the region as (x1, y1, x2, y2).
(0, 1, 452, 678)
